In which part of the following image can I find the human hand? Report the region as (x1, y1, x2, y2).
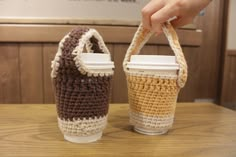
(142, 0, 211, 34)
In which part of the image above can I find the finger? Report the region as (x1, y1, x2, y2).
(155, 30, 163, 36)
(142, 0, 165, 29)
(150, 4, 179, 33)
(171, 17, 193, 28)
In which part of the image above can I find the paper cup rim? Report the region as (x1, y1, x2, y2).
(130, 55, 177, 64)
(64, 132, 102, 143)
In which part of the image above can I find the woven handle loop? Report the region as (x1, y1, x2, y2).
(123, 22, 187, 88)
(72, 29, 111, 75)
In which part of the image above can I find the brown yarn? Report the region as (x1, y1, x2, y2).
(53, 27, 112, 121)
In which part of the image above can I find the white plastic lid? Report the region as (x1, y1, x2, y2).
(127, 55, 179, 70)
(130, 55, 177, 64)
(80, 53, 114, 69)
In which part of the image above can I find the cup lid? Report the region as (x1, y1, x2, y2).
(80, 53, 114, 70)
(130, 55, 177, 65)
(127, 55, 179, 70)
(127, 64, 179, 70)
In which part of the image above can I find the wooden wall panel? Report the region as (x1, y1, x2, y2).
(106, 44, 114, 60)
(227, 56, 236, 109)
(195, 0, 223, 101)
(158, 46, 173, 56)
(221, 52, 236, 110)
(105, 44, 114, 103)
(178, 47, 201, 102)
(112, 44, 128, 103)
(140, 45, 158, 55)
(226, 56, 236, 109)
(42, 44, 57, 103)
(221, 55, 230, 105)
(0, 44, 21, 103)
(0, 24, 201, 46)
(1, 0, 226, 104)
(19, 44, 44, 103)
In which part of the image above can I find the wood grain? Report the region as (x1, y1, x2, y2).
(228, 50, 236, 56)
(106, 44, 114, 102)
(178, 47, 201, 102)
(0, 0, 226, 104)
(0, 24, 202, 46)
(106, 44, 114, 60)
(0, 44, 21, 103)
(158, 46, 173, 56)
(0, 103, 235, 157)
(112, 44, 128, 103)
(221, 50, 236, 110)
(19, 44, 44, 103)
(195, 0, 224, 100)
(42, 44, 57, 103)
(139, 45, 158, 55)
(226, 56, 236, 109)
(182, 29, 202, 46)
(0, 18, 197, 29)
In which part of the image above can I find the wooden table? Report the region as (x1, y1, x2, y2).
(0, 103, 236, 157)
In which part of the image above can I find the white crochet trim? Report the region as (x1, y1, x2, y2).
(51, 33, 71, 78)
(162, 24, 187, 88)
(85, 40, 94, 53)
(58, 115, 107, 136)
(72, 29, 113, 77)
(123, 24, 152, 74)
(129, 110, 174, 129)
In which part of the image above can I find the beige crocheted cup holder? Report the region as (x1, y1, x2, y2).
(127, 55, 179, 135)
(123, 22, 188, 135)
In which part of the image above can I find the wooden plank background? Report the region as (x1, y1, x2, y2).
(221, 50, 236, 110)
(19, 44, 44, 103)
(0, 44, 20, 103)
(1, 42, 205, 104)
(43, 44, 57, 104)
(0, 0, 228, 104)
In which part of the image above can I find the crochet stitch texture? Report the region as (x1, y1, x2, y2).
(51, 27, 113, 136)
(123, 22, 188, 131)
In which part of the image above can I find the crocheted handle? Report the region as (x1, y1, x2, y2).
(72, 29, 111, 75)
(123, 22, 187, 88)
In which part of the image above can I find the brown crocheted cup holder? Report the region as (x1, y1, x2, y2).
(123, 22, 188, 135)
(51, 27, 114, 143)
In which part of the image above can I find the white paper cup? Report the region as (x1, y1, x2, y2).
(64, 132, 103, 143)
(134, 127, 168, 135)
(81, 53, 114, 71)
(127, 55, 179, 135)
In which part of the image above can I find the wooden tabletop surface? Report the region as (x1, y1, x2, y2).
(0, 103, 236, 157)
